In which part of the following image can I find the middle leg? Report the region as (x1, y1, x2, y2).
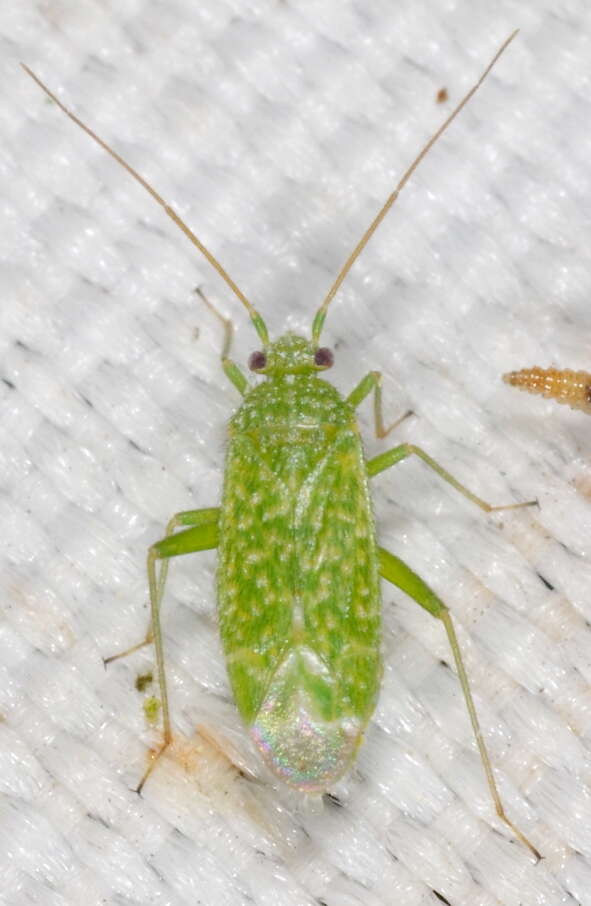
(367, 442, 537, 512)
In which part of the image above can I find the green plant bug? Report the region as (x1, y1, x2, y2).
(23, 29, 541, 860)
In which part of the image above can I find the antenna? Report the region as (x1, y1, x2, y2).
(21, 63, 270, 347)
(311, 30, 519, 344)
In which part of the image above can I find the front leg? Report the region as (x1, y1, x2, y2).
(379, 546, 540, 860)
(346, 370, 412, 438)
(196, 288, 249, 395)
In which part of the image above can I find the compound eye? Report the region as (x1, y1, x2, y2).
(248, 350, 267, 371)
(314, 347, 334, 368)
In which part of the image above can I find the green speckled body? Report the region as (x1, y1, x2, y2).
(217, 348, 382, 791)
(29, 36, 539, 856)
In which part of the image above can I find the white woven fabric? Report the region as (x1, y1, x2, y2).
(2, 1, 591, 904)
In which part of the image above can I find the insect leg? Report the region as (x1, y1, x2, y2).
(367, 443, 537, 512)
(195, 288, 249, 395)
(346, 370, 413, 437)
(140, 510, 219, 792)
(105, 507, 219, 663)
(378, 546, 540, 860)
(106, 507, 219, 792)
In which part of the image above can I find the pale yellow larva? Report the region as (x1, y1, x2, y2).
(503, 366, 591, 414)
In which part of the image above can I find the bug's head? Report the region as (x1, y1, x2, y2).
(248, 333, 334, 376)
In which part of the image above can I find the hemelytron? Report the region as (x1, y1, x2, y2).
(23, 30, 541, 858)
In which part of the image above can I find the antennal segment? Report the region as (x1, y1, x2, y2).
(21, 64, 270, 347)
(311, 30, 519, 344)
